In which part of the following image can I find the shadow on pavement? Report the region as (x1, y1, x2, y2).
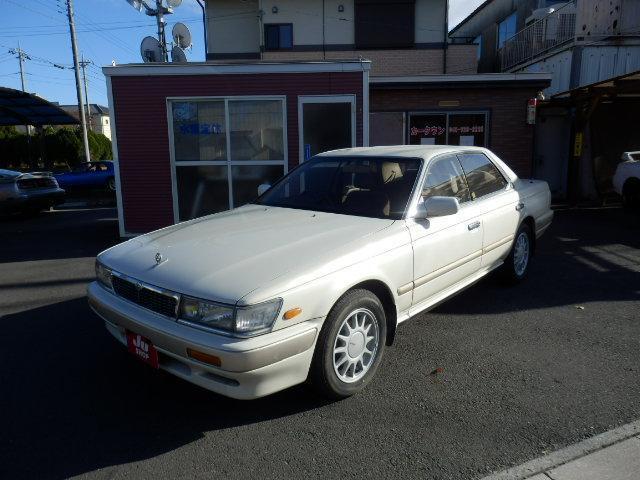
(433, 207, 640, 315)
(0, 208, 120, 264)
(0, 297, 329, 480)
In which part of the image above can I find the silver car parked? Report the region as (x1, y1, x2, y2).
(0, 169, 65, 215)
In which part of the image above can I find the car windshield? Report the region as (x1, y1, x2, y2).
(256, 156, 422, 219)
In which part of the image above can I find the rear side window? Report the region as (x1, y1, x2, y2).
(422, 154, 471, 203)
(457, 153, 507, 200)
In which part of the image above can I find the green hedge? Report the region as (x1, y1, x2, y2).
(0, 126, 112, 171)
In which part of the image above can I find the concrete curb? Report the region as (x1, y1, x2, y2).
(480, 420, 640, 480)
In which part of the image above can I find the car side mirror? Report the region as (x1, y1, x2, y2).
(414, 196, 460, 219)
(257, 183, 271, 196)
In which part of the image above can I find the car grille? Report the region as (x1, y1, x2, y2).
(17, 177, 57, 189)
(112, 275, 178, 318)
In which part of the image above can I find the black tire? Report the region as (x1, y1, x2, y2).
(501, 223, 533, 284)
(622, 179, 640, 212)
(309, 289, 387, 400)
(106, 177, 116, 192)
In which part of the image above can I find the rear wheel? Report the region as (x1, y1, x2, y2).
(309, 289, 386, 399)
(501, 223, 533, 284)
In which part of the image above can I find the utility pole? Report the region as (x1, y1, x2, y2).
(14, 44, 27, 91)
(80, 53, 92, 130)
(65, 0, 91, 162)
(10, 43, 33, 168)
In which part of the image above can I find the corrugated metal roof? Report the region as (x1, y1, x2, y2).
(553, 68, 640, 98)
(0, 87, 79, 127)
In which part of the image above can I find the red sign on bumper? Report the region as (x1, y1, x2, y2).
(126, 331, 159, 369)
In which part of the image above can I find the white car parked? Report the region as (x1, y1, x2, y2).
(88, 146, 553, 400)
(612, 151, 640, 210)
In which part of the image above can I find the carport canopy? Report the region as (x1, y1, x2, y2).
(553, 69, 640, 102)
(0, 87, 79, 127)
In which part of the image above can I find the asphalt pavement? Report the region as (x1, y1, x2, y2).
(0, 206, 639, 480)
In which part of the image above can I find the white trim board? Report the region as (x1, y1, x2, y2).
(103, 60, 372, 77)
(105, 75, 127, 238)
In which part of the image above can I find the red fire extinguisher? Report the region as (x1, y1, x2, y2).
(526, 98, 537, 125)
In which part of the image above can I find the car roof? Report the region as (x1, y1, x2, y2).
(0, 169, 21, 178)
(315, 145, 487, 160)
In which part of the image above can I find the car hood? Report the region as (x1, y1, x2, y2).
(99, 205, 395, 304)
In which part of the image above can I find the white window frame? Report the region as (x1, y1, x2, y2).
(297, 94, 357, 163)
(166, 95, 288, 223)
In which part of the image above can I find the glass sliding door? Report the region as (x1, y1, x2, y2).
(169, 97, 287, 222)
(298, 95, 355, 162)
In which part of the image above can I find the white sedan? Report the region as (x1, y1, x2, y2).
(612, 151, 640, 210)
(88, 146, 553, 400)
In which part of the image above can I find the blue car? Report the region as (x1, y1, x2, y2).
(54, 161, 115, 193)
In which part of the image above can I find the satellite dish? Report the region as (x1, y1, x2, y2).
(171, 46, 187, 63)
(125, 0, 143, 12)
(140, 36, 163, 63)
(167, 0, 182, 7)
(172, 22, 192, 49)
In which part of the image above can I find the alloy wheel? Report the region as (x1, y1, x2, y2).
(332, 308, 380, 383)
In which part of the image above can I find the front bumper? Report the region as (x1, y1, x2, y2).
(87, 282, 321, 399)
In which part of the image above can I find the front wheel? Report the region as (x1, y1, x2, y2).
(501, 223, 533, 284)
(309, 289, 386, 399)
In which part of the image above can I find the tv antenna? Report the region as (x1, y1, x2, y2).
(126, 0, 184, 63)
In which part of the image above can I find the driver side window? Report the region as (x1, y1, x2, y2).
(421, 154, 470, 203)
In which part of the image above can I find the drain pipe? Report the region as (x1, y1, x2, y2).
(196, 0, 207, 59)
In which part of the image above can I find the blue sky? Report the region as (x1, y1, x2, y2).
(0, 0, 482, 107)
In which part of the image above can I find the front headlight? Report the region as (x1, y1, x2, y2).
(95, 261, 113, 290)
(180, 296, 234, 331)
(179, 296, 282, 336)
(235, 299, 283, 334)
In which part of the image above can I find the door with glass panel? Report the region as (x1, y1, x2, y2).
(456, 152, 519, 267)
(407, 154, 484, 306)
(169, 97, 287, 221)
(298, 95, 356, 162)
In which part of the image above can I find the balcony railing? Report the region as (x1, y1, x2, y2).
(498, 1, 576, 71)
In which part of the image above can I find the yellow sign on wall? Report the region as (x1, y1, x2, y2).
(574, 132, 583, 157)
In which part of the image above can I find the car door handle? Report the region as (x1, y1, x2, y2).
(516, 202, 525, 211)
(468, 221, 481, 231)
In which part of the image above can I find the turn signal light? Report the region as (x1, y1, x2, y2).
(283, 307, 302, 320)
(187, 348, 221, 367)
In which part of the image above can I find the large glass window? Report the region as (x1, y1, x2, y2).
(498, 12, 517, 49)
(448, 113, 486, 147)
(172, 101, 226, 161)
(176, 165, 229, 220)
(170, 98, 286, 221)
(408, 114, 447, 145)
(409, 112, 488, 147)
(229, 100, 284, 160)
